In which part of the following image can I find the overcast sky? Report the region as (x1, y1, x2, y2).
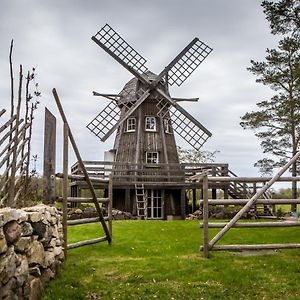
(0, 0, 280, 177)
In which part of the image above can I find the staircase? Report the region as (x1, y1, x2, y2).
(135, 184, 148, 219)
(227, 169, 273, 215)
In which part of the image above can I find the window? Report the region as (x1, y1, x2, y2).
(145, 117, 156, 131)
(146, 152, 159, 164)
(163, 118, 172, 134)
(126, 117, 136, 132)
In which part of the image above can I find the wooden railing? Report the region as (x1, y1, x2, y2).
(70, 161, 229, 186)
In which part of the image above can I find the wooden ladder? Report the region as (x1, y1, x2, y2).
(135, 184, 148, 219)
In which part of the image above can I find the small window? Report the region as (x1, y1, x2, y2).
(146, 152, 159, 164)
(126, 117, 136, 132)
(145, 117, 156, 131)
(164, 119, 172, 134)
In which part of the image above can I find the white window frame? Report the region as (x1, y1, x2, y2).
(126, 117, 136, 132)
(145, 151, 159, 164)
(145, 116, 157, 132)
(163, 118, 172, 134)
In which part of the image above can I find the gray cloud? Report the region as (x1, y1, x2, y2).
(0, 0, 280, 177)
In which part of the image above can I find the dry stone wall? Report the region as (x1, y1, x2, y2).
(0, 204, 64, 300)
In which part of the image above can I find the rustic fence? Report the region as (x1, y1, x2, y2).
(198, 152, 300, 258)
(0, 105, 32, 207)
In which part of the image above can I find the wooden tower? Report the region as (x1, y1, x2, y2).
(87, 24, 213, 219)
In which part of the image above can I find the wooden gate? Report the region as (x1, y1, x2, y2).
(198, 152, 300, 258)
(52, 89, 112, 257)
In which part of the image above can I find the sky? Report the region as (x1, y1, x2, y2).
(0, 0, 281, 178)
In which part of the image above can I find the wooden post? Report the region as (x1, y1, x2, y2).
(43, 108, 56, 204)
(62, 123, 68, 259)
(180, 188, 186, 219)
(192, 188, 196, 212)
(208, 151, 300, 249)
(108, 174, 113, 238)
(202, 175, 209, 258)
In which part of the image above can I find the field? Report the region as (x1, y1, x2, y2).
(42, 220, 300, 300)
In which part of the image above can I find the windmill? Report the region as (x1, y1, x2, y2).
(87, 24, 212, 219)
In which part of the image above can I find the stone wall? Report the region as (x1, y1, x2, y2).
(0, 204, 64, 300)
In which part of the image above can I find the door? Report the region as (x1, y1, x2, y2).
(147, 189, 163, 219)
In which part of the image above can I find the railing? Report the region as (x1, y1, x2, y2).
(70, 161, 229, 185)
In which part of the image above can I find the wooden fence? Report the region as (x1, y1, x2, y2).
(198, 152, 300, 258)
(0, 106, 31, 207)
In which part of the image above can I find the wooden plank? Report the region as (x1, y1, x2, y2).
(202, 175, 209, 258)
(200, 221, 300, 228)
(199, 199, 300, 205)
(208, 151, 300, 249)
(67, 216, 109, 225)
(0, 115, 16, 134)
(208, 244, 300, 251)
(56, 173, 108, 183)
(208, 176, 300, 182)
(43, 107, 56, 204)
(108, 174, 113, 237)
(57, 197, 109, 203)
(0, 119, 23, 147)
(67, 236, 107, 249)
(62, 123, 68, 259)
(0, 109, 6, 117)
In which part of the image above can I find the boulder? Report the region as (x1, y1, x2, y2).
(0, 246, 18, 284)
(21, 222, 33, 236)
(4, 221, 22, 245)
(15, 237, 31, 253)
(31, 222, 53, 246)
(15, 255, 29, 286)
(27, 240, 45, 267)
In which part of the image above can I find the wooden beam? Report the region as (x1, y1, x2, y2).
(172, 97, 199, 102)
(200, 221, 300, 228)
(67, 236, 107, 249)
(62, 122, 68, 259)
(199, 199, 300, 205)
(202, 175, 209, 258)
(208, 244, 300, 251)
(43, 107, 56, 204)
(67, 216, 109, 226)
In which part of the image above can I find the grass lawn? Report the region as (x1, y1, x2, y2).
(42, 220, 300, 300)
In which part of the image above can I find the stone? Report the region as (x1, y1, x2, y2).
(44, 250, 55, 267)
(29, 266, 41, 276)
(53, 246, 62, 257)
(21, 222, 33, 236)
(4, 220, 22, 244)
(41, 268, 55, 283)
(31, 222, 53, 246)
(0, 277, 18, 299)
(15, 237, 31, 253)
(0, 246, 17, 284)
(27, 277, 43, 300)
(0, 236, 8, 254)
(27, 240, 45, 267)
(27, 212, 41, 223)
(74, 208, 83, 214)
(15, 255, 29, 286)
(0, 208, 27, 225)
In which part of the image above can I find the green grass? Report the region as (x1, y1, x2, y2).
(42, 221, 300, 300)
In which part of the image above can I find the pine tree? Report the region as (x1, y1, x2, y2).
(240, 0, 300, 210)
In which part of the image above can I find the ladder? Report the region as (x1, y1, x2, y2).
(135, 184, 148, 219)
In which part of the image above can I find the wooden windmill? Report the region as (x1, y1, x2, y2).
(87, 24, 212, 219)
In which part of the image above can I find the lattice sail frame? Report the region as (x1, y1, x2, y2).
(93, 24, 148, 75)
(168, 39, 212, 87)
(169, 106, 210, 150)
